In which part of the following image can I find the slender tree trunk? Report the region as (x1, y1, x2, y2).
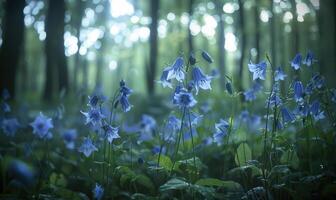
(237, 0, 246, 93)
(73, 0, 85, 92)
(290, 0, 300, 79)
(187, 0, 194, 53)
(215, 0, 226, 89)
(44, 0, 68, 101)
(0, 0, 25, 99)
(254, 0, 260, 62)
(147, 0, 159, 95)
(318, 0, 335, 81)
(269, 0, 277, 66)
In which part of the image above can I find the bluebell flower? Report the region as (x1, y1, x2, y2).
(78, 137, 98, 157)
(2, 89, 10, 100)
(248, 61, 267, 80)
(120, 95, 132, 112)
(267, 94, 282, 108)
(138, 114, 156, 142)
(213, 119, 229, 145)
(8, 160, 34, 186)
(274, 67, 287, 81)
(120, 80, 133, 97)
(173, 90, 197, 108)
(281, 107, 295, 124)
(140, 114, 156, 132)
(312, 74, 325, 89)
(93, 183, 104, 200)
(158, 67, 173, 88)
(226, 82, 233, 95)
(295, 103, 309, 118)
(189, 53, 196, 65)
(310, 100, 325, 121)
(305, 82, 314, 95)
(167, 57, 185, 82)
(102, 124, 120, 143)
(293, 81, 304, 103)
(30, 113, 53, 139)
(186, 111, 203, 126)
(291, 53, 302, 70)
(62, 129, 77, 150)
(244, 89, 256, 102)
(201, 50, 213, 63)
(303, 51, 316, 66)
(152, 145, 167, 155)
(88, 95, 100, 107)
(1, 118, 20, 137)
(81, 108, 105, 126)
(1, 102, 11, 113)
(166, 115, 181, 131)
(191, 67, 212, 94)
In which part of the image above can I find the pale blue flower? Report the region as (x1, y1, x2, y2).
(310, 100, 325, 121)
(62, 129, 77, 150)
(173, 90, 197, 108)
(78, 137, 98, 157)
(158, 67, 173, 88)
(102, 124, 120, 143)
(119, 95, 132, 112)
(30, 113, 53, 139)
(1, 118, 20, 137)
(244, 89, 256, 102)
(191, 67, 212, 94)
(81, 108, 105, 126)
(281, 107, 295, 124)
(291, 53, 302, 70)
(293, 81, 304, 103)
(274, 67, 287, 81)
(248, 61, 267, 80)
(303, 51, 316, 66)
(93, 183, 104, 200)
(167, 57, 185, 82)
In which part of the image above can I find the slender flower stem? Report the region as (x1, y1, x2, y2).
(170, 107, 186, 175)
(187, 109, 197, 179)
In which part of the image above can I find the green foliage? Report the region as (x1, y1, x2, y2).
(234, 143, 252, 166)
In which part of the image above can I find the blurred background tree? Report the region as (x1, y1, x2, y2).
(0, 0, 334, 102)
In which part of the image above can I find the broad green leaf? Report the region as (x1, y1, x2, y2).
(159, 178, 189, 191)
(134, 174, 155, 193)
(195, 178, 242, 190)
(235, 143, 252, 166)
(153, 154, 172, 170)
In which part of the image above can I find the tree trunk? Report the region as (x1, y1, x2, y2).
(237, 0, 246, 93)
(187, 0, 194, 53)
(269, 0, 277, 66)
(254, 0, 260, 62)
(215, 0, 226, 89)
(73, 0, 85, 92)
(147, 0, 159, 96)
(44, 0, 68, 101)
(290, 0, 300, 79)
(318, 0, 335, 81)
(0, 0, 25, 99)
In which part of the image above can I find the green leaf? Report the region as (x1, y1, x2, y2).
(195, 178, 242, 190)
(153, 154, 172, 170)
(235, 143, 252, 166)
(134, 174, 155, 194)
(159, 178, 189, 191)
